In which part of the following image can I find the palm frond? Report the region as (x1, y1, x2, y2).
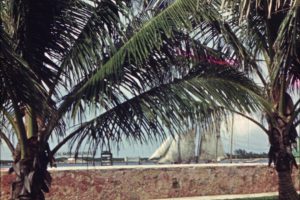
(220, 0, 297, 77)
(0, 26, 49, 112)
(9, 0, 116, 96)
(52, 64, 262, 155)
(62, 0, 221, 107)
(218, 22, 268, 87)
(0, 107, 16, 154)
(271, 2, 300, 87)
(0, 130, 14, 154)
(51, 0, 127, 94)
(221, 1, 270, 58)
(58, 28, 237, 126)
(221, 0, 296, 20)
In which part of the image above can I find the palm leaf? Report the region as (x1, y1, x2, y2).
(270, 2, 300, 87)
(50, 0, 127, 94)
(62, 0, 221, 107)
(9, 0, 114, 96)
(0, 26, 49, 112)
(52, 64, 262, 155)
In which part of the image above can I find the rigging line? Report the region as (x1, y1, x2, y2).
(247, 118, 250, 152)
(230, 116, 234, 163)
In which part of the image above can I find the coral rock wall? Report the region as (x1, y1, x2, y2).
(1, 164, 299, 200)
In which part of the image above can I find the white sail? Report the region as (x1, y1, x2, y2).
(149, 125, 226, 164)
(149, 129, 196, 163)
(198, 133, 226, 161)
(148, 137, 173, 160)
(177, 129, 196, 163)
(198, 122, 226, 162)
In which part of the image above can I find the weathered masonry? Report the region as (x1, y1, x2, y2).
(1, 163, 299, 200)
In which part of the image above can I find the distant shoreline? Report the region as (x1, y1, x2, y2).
(0, 158, 270, 170)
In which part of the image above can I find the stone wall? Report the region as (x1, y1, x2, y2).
(1, 163, 299, 200)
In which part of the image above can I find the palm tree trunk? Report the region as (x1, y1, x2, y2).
(277, 171, 298, 200)
(11, 159, 48, 200)
(10, 139, 52, 200)
(268, 114, 299, 200)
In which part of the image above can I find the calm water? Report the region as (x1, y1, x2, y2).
(0, 158, 269, 170)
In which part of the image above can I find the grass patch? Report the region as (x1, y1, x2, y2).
(229, 195, 300, 200)
(229, 197, 276, 200)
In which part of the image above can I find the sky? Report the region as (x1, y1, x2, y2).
(0, 114, 269, 161)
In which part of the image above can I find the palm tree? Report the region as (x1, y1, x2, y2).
(148, 1, 300, 199)
(0, 0, 272, 199)
(212, 0, 300, 199)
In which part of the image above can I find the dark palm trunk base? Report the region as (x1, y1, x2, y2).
(269, 127, 299, 199)
(10, 139, 52, 200)
(10, 161, 51, 200)
(277, 171, 298, 200)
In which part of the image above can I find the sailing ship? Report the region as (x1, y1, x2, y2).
(149, 123, 226, 164)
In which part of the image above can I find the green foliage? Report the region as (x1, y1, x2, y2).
(229, 197, 276, 200)
(229, 195, 300, 200)
(233, 149, 268, 159)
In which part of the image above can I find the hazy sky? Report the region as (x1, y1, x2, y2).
(0, 114, 269, 160)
